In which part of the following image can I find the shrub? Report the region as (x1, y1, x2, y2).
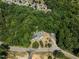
(32, 41, 39, 48)
(47, 43, 52, 48)
(0, 44, 10, 59)
(39, 41, 43, 47)
(53, 50, 66, 59)
(48, 55, 52, 59)
(45, 43, 52, 48)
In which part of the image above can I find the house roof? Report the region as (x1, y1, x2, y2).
(32, 31, 44, 40)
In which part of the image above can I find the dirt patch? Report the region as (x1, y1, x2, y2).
(32, 54, 41, 59)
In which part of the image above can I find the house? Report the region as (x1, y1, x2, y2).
(1, 0, 51, 12)
(31, 31, 57, 48)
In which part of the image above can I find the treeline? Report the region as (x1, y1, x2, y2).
(44, 0, 79, 56)
(0, 0, 79, 56)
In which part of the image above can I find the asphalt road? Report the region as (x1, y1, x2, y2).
(0, 41, 79, 59)
(10, 46, 60, 52)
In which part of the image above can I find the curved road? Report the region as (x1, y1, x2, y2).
(9, 46, 79, 59)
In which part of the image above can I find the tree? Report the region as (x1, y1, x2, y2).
(0, 44, 10, 59)
(53, 50, 69, 59)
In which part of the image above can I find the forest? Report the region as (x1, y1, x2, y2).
(0, 0, 79, 57)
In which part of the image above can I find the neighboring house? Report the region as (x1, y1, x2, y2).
(32, 31, 44, 40)
(1, 0, 51, 12)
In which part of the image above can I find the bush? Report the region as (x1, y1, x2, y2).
(47, 43, 52, 48)
(45, 43, 52, 48)
(0, 44, 10, 59)
(48, 55, 52, 59)
(39, 41, 43, 47)
(32, 41, 39, 48)
(53, 50, 67, 59)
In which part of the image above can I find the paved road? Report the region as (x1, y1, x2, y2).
(10, 46, 60, 52)
(61, 49, 79, 59)
(10, 46, 79, 59)
(10, 46, 60, 59)
(0, 41, 79, 59)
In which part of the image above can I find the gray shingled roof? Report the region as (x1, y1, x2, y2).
(32, 31, 44, 40)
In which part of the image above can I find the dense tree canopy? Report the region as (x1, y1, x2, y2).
(0, 44, 10, 59)
(0, 0, 79, 56)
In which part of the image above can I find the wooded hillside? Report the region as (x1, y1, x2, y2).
(0, 0, 79, 56)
